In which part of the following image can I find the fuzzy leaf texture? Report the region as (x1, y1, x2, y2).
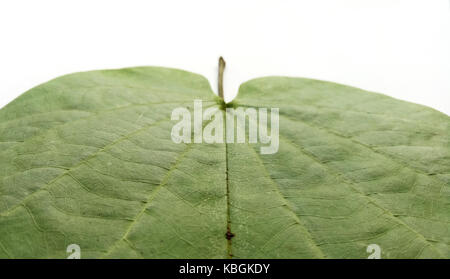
(0, 67, 449, 259)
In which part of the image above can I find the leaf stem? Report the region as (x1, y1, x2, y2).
(218, 56, 226, 100)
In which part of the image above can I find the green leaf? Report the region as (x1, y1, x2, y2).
(0, 67, 448, 259)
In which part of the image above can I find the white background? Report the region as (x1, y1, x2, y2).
(0, 0, 449, 115)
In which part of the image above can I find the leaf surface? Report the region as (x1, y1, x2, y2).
(0, 68, 448, 258)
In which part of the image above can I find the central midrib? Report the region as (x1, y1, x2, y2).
(223, 106, 234, 259)
(225, 141, 233, 258)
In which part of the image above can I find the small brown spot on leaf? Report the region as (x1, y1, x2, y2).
(225, 231, 235, 240)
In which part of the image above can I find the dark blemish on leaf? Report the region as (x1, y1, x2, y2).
(225, 230, 235, 240)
